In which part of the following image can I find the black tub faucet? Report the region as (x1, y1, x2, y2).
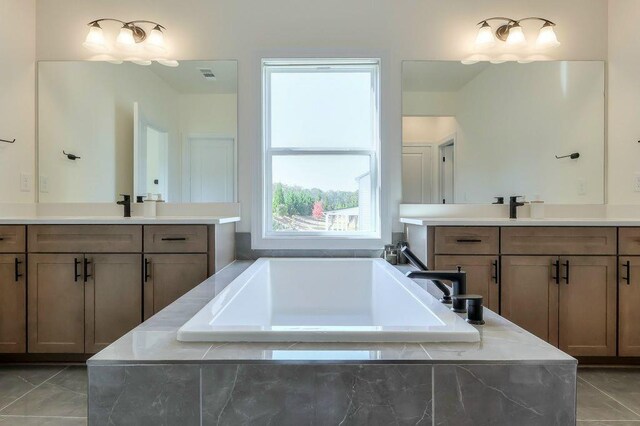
(405, 267, 467, 312)
(509, 196, 525, 219)
(117, 194, 131, 218)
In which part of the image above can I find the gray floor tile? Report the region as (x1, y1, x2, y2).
(580, 368, 640, 414)
(0, 368, 87, 418)
(0, 367, 65, 410)
(577, 422, 640, 425)
(0, 416, 86, 425)
(577, 378, 640, 421)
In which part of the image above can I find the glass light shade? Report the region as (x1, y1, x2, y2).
(155, 58, 180, 67)
(128, 58, 152, 66)
(88, 54, 123, 64)
(475, 22, 496, 47)
(116, 26, 136, 50)
(536, 24, 560, 48)
(82, 24, 108, 53)
(146, 26, 167, 53)
(506, 24, 526, 45)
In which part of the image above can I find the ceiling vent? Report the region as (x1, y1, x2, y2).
(198, 68, 217, 81)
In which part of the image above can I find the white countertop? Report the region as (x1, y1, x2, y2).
(0, 216, 241, 225)
(401, 217, 640, 227)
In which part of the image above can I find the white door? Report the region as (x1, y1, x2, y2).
(440, 143, 454, 204)
(402, 145, 433, 203)
(133, 102, 169, 200)
(186, 136, 235, 202)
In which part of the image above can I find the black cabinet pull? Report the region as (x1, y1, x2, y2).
(161, 237, 187, 241)
(144, 258, 151, 282)
(562, 260, 570, 284)
(84, 258, 92, 283)
(623, 260, 631, 285)
(74, 258, 81, 282)
(0, 237, 4, 241)
(456, 239, 482, 243)
(552, 260, 560, 284)
(14, 258, 23, 282)
(491, 259, 499, 284)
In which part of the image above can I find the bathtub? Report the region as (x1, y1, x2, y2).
(177, 258, 480, 343)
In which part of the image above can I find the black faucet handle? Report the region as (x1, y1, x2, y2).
(119, 194, 131, 201)
(510, 195, 523, 201)
(451, 294, 485, 325)
(492, 197, 504, 204)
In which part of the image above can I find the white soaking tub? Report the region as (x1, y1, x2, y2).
(177, 258, 480, 343)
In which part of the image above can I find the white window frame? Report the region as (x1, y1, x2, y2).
(258, 58, 381, 247)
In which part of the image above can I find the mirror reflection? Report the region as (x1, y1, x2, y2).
(402, 61, 605, 204)
(38, 60, 237, 203)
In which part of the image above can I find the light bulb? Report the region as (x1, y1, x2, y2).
(506, 23, 526, 46)
(116, 26, 136, 50)
(82, 23, 108, 53)
(146, 25, 167, 54)
(155, 58, 180, 67)
(536, 22, 560, 48)
(475, 22, 496, 47)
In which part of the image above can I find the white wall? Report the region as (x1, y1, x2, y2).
(30, 0, 608, 235)
(0, 0, 35, 203)
(402, 117, 457, 144)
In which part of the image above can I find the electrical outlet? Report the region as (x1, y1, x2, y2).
(634, 174, 640, 192)
(577, 179, 587, 195)
(39, 176, 49, 193)
(20, 173, 31, 192)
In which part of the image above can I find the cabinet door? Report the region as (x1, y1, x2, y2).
(501, 256, 559, 345)
(85, 254, 142, 353)
(619, 257, 640, 356)
(28, 254, 85, 353)
(0, 254, 26, 353)
(559, 256, 616, 356)
(143, 254, 208, 319)
(435, 255, 500, 312)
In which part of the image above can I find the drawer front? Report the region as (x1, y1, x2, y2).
(0, 226, 26, 253)
(144, 225, 208, 253)
(619, 228, 640, 255)
(501, 227, 616, 255)
(28, 225, 142, 253)
(434, 227, 499, 255)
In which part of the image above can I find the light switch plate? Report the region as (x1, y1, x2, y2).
(20, 173, 31, 192)
(39, 176, 49, 193)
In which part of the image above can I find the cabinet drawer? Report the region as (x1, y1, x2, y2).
(0, 226, 26, 253)
(619, 228, 640, 255)
(501, 227, 616, 255)
(144, 225, 208, 253)
(434, 227, 499, 254)
(28, 225, 142, 253)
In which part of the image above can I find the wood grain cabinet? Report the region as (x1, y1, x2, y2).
(435, 255, 500, 312)
(0, 254, 26, 353)
(619, 256, 640, 356)
(143, 254, 208, 319)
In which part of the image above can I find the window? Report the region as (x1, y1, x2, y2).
(262, 59, 380, 240)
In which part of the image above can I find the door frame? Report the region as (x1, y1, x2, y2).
(133, 102, 170, 200)
(181, 133, 237, 203)
(438, 134, 456, 204)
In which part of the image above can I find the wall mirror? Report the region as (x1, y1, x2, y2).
(38, 60, 237, 203)
(402, 61, 605, 205)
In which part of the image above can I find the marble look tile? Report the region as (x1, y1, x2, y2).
(0, 381, 86, 418)
(577, 378, 640, 421)
(0, 416, 87, 425)
(202, 364, 433, 425)
(577, 422, 640, 426)
(433, 363, 576, 425)
(579, 368, 640, 414)
(88, 365, 199, 426)
(0, 366, 64, 409)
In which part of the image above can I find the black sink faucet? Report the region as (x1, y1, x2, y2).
(117, 194, 131, 218)
(509, 196, 525, 219)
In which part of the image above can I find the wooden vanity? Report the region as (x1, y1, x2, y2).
(0, 223, 235, 357)
(406, 224, 640, 358)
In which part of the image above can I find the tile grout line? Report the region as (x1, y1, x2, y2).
(0, 414, 86, 419)
(579, 376, 640, 420)
(0, 366, 69, 413)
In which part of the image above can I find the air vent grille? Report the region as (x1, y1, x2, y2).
(198, 68, 217, 81)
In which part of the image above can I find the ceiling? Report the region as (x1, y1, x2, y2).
(148, 60, 237, 94)
(402, 61, 489, 92)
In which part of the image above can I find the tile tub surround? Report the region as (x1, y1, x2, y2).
(87, 261, 577, 425)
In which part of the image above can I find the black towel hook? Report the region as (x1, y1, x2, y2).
(0, 138, 15, 144)
(63, 150, 81, 160)
(555, 152, 580, 160)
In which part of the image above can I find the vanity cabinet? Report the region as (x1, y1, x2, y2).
(618, 228, 640, 356)
(435, 255, 500, 312)
(0, 254, 26, 353)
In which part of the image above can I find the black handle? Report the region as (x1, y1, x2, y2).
(552, 259, 560, 284)
(84, 258, 92, 283)
(456, 239, 482, 243)
(144, 258, 151, 282)
(562, 260, 570, 284)
(74, 258, 81, 282)
(14, 258, 23, 282)
(491, 259, 499, 284)
(623, 260, 631, 285)
(161, 237, 187, 241)
(0, 237, 4, 241)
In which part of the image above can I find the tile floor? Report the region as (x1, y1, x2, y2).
(0, 365, 637, 425)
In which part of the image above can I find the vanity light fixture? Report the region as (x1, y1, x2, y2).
(83, 19, 178, 67)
